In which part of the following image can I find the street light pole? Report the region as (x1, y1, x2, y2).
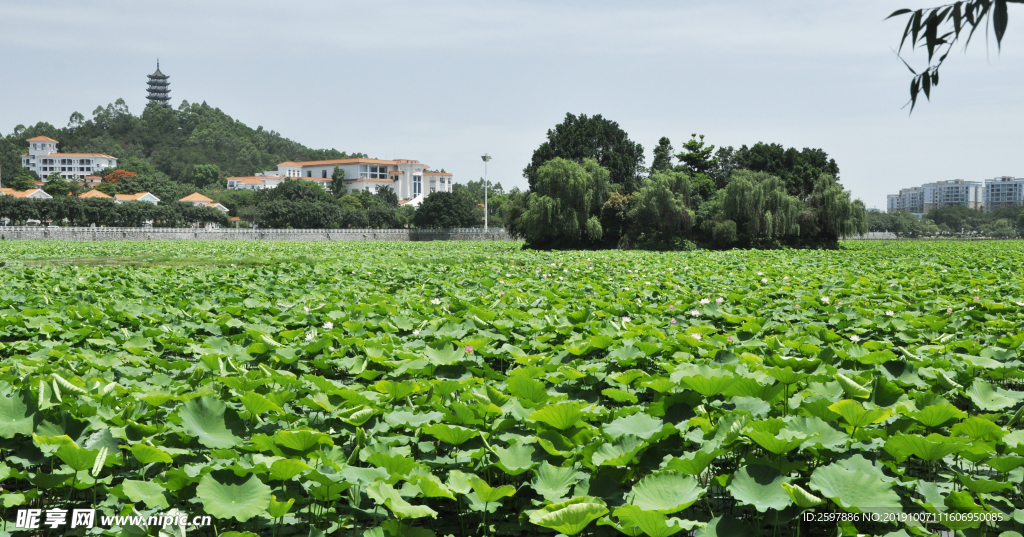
(481, 154, 491, 231)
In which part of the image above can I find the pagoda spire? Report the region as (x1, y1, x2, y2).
(146, 60, 171, 108)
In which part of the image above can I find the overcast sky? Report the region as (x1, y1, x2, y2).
(2, 0, 1022, 208)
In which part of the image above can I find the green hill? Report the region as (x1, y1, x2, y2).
(0, 99, 364, 186)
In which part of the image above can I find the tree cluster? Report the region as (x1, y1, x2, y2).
(869, 205, 1024, 238)
(0, 198, 228, 227)
(505, 113, 867, 250)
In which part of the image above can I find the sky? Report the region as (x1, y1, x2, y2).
(1, 0, 1022, 209)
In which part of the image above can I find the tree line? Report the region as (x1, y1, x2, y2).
(0, 197, 228, 227)
(869, 205, 1024, 238)
(503, 113, 868, 250)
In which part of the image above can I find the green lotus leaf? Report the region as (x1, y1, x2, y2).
(528, 496, 608, 536)
(531, 462, 580, 501)
(627, 471, 705, 514)
(835, 373, 871, 399)
(269, 459, 309, 481)
(384, 410, 444, 428)
(274, 430, 333, 452)
(781, 483, 824, 508)
(421, 423, 479, 445)
(592, 435, 647, 467)
(406, 473, 455, 500)
(745, 431, 805, 455)
(122, 479, 169, 509)
(680, 375, 735, 398)
(607, 504, 700, 537)
(178, 396, 243, 449)
(341, 465, 389, 487)
(906, 404, 965, 428)
(423, 345, 465, 366)
(468, 476, 516, 503)
(0, 391, 38, 439)
(366, 481, 437, 519)
(602, 388, 639, 404)
(661, 449, 720, 475)
(337, 405, 377, 426)
(530, 402, 585, 430)
(951, 416, 1004, 442)
(828, 399, 890, 428)
(604, 412, 664, 441)
(493, 443, 536, 476)
(131, 444, 174, 465)
(195, 472, 271, 522)
(507, 375, 550, 407)
(726, 465, 793, 512)
(55, 443, 99, 472)
(965, 380, 1020, 412)
(884, 433, 967, 462)
(268, 495, 294, 518)
(958, 474, 1012, 494)
(240, 391, 281, 415)
(809, 462, 901, 513)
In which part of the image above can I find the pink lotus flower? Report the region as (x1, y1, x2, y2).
(727, 336, 734, 342)
(668, 305, 674, 310)
(670, 318, 677, 324)
(716, 298, 724, 304)
(947, 307, 953, 313)
(464, 345, 474, 354)
(974, 296, 980, 301)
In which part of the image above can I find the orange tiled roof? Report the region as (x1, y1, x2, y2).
(26, 136, 58, 142)
(236, 178, 267, 184)
(180, 192, 213, 203)
(78, 189, 113, 199)
(1, 188, 45, 198)
(389, 170, 404, 174)
(114, 192, 153, 201)
(229, 216, 241, 221)
(279, 158, 398, 167)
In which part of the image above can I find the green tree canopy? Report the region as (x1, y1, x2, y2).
(511, 158, 609, 249)
(524, 113, 645, 193)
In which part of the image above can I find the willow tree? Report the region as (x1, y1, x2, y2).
(806, 174, 868, 240)
(626, 170, 692, 248)
(513, 157, 609, 248)
(721, 170, 802, 245)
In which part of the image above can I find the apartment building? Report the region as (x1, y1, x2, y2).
(888, 186, 925, 214)
(20, 137, 118, 181)
(983, 176, 1024, 211)
(921, 179, 983, 212)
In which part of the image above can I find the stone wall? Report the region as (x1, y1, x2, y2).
(0, 227, 513, 242)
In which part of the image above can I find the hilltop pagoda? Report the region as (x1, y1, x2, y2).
(146, 61, 171, 108)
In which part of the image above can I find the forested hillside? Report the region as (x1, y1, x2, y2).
(0, 99, 364, 186)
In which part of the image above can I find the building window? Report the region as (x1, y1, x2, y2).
(322, 170, 327, 178)
(306, 171, 312, 177)
(413, 175, 422, 195)
(359, 165, 389, 179)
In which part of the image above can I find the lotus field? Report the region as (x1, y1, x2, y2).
(3, 240, 1024, 537)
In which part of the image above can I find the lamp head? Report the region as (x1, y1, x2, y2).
(481, 154, 492, 162)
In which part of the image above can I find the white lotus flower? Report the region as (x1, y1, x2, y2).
(700, 298, 710, 305)
(323, 322, 333, 330)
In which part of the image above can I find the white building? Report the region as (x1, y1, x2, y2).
(231, 158, 453, 206)
(888, 186, 924, 214)
(114, 192, 160, 205)
(21, 136, 118, 181)
(983, 176, 1024, 211)
(0, 188, 52, 199)
(180, 192, 229, 213)
(921, 179, 983, 212)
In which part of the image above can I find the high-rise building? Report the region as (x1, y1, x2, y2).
(921, 179, 983, 212)
(983, 176, 1024, 211)
(146, 61, 171, 108)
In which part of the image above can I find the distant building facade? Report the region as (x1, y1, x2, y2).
(983, 176, 1024, 211)
(887, 176, 1022, 213)
(227, 157, 453, 206)
(20, 137, 117, 181)
(921, 179, 983, 212)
